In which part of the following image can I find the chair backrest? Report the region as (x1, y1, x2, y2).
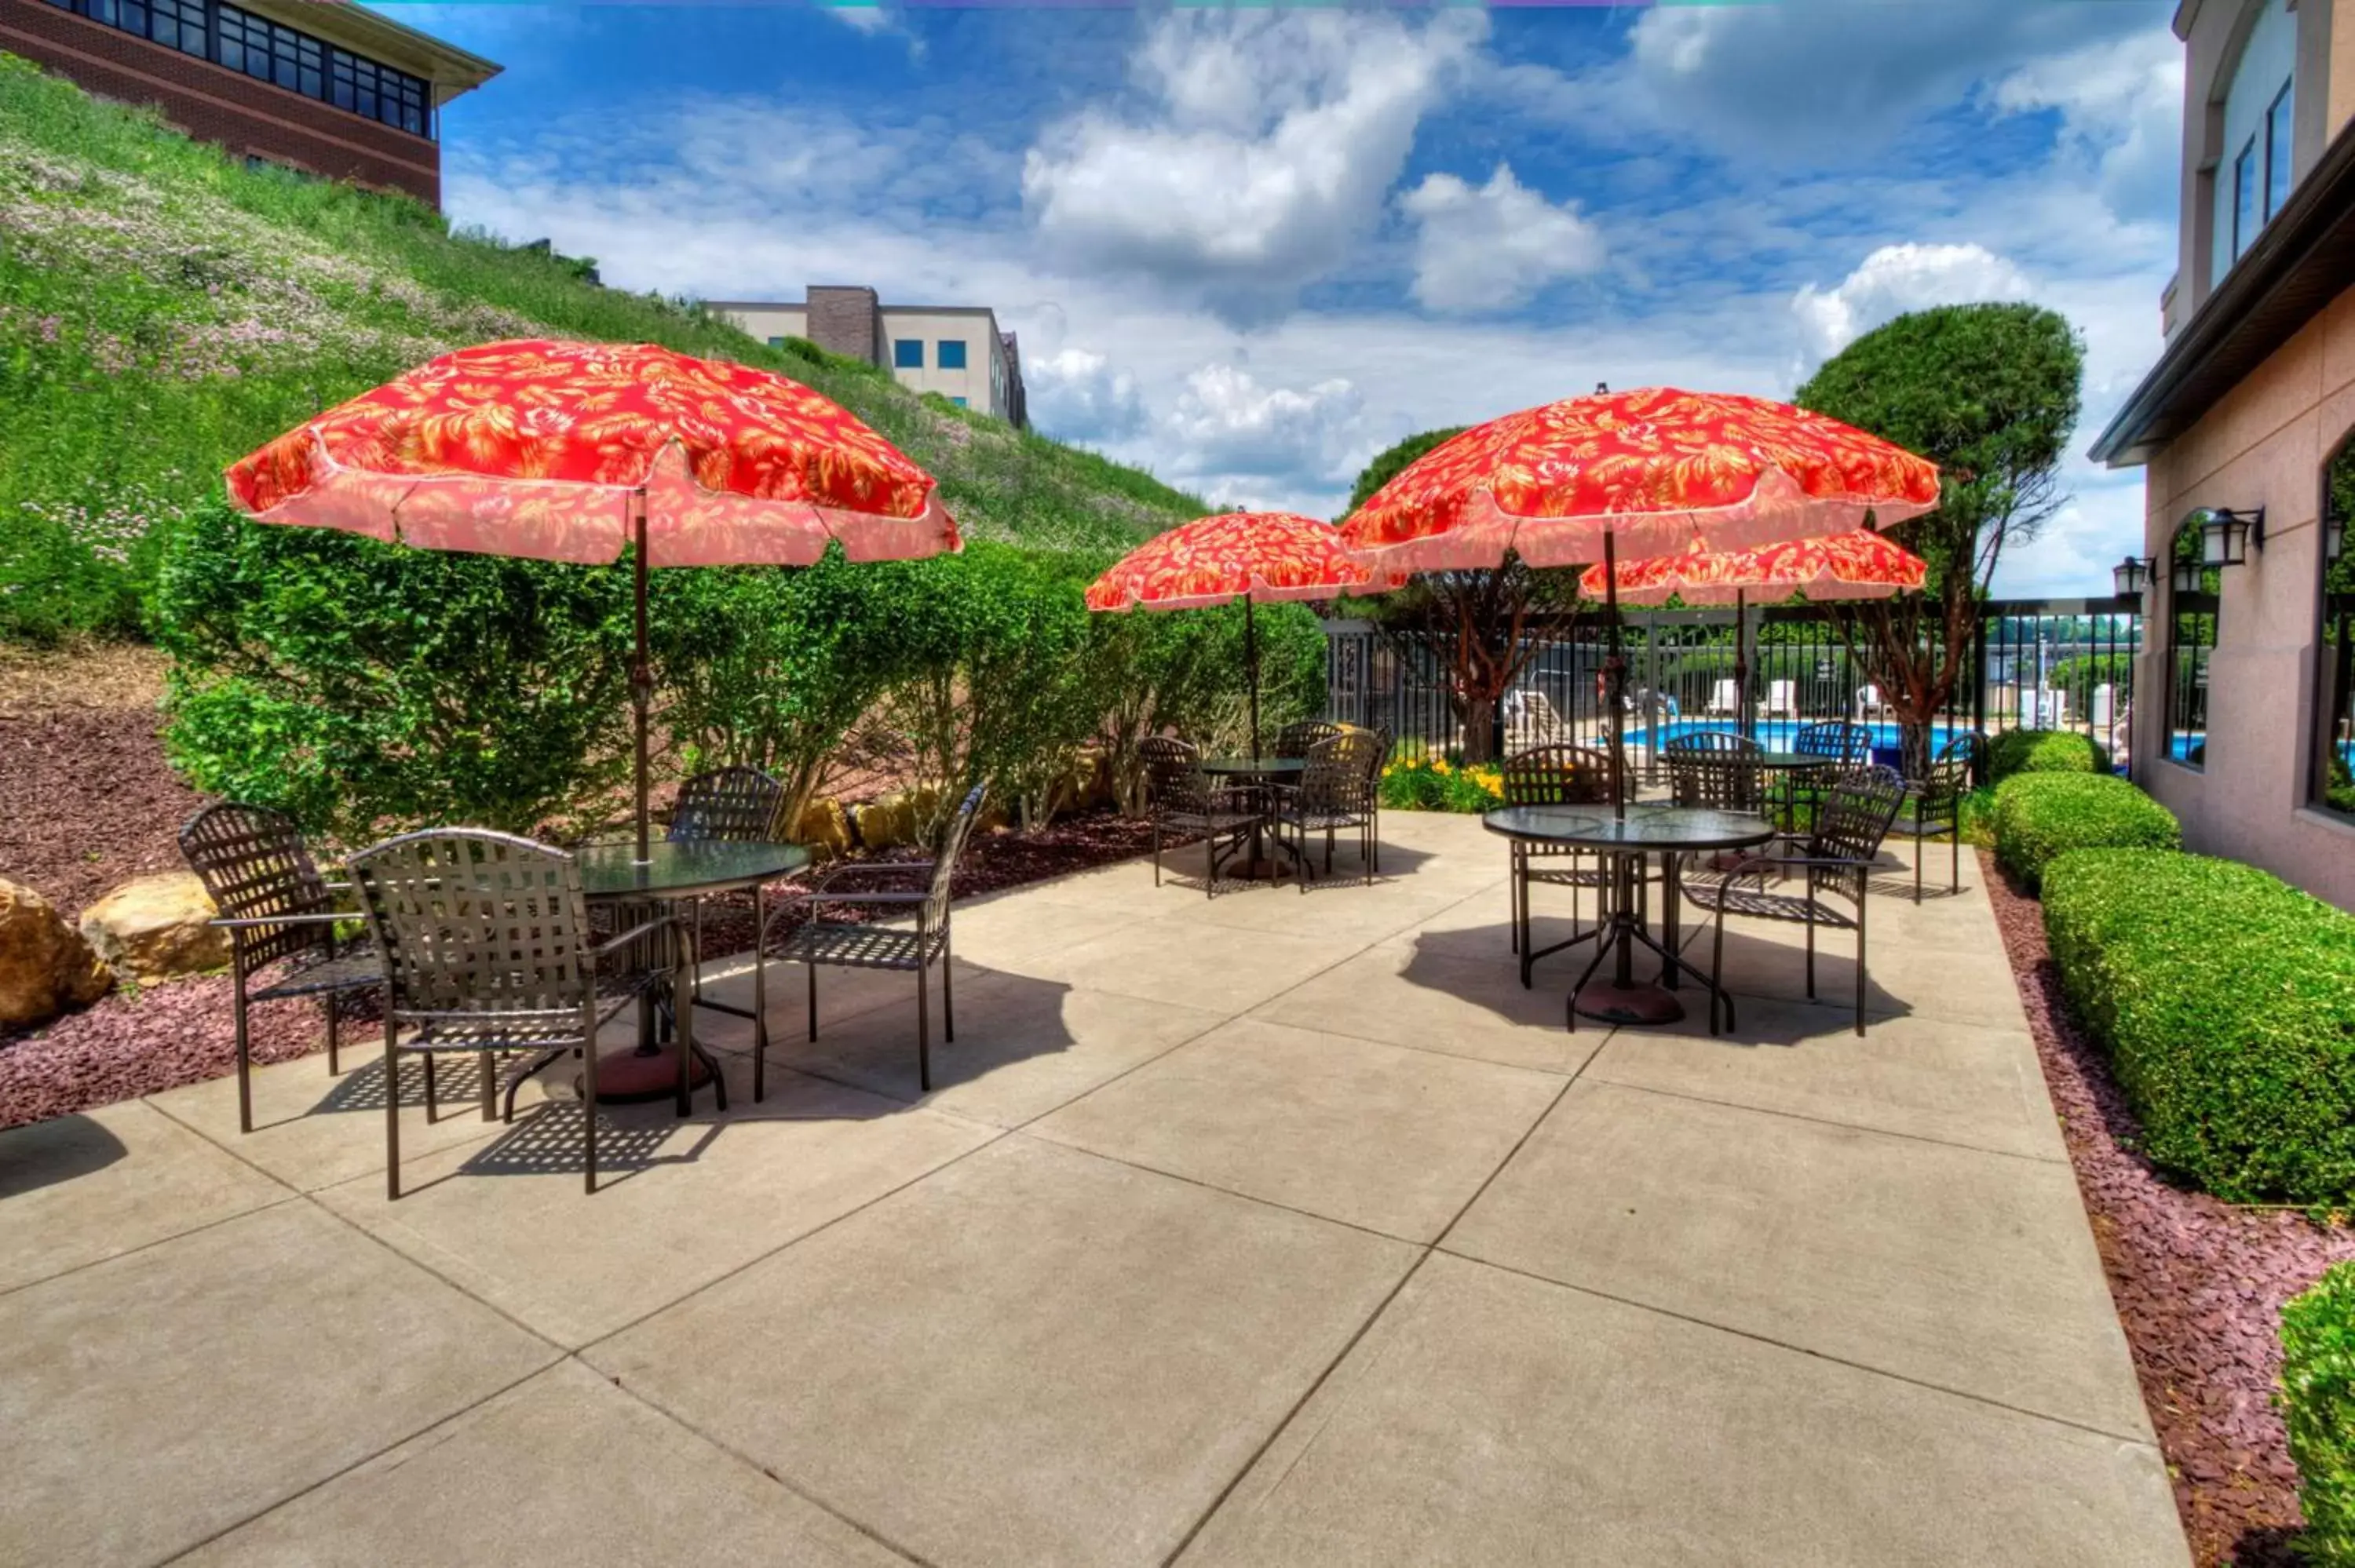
(1365, 725, 1397, 780)
(179, 802, 336, 969)
(669, 766, 786, 844)
(926, 783, 988, 932)
(1139, 736, 1209, 814)
(1274, 720, 1345, 760)
(1299, 731, 1382, 815)
(1809, 765, 1908, 868)
(1502, 744, 1612, 808)
(1937, 729, 1989, 787)
(348, 830, 594, 1024)
(1795, 720, 1872, 765)
(1663, 732, 1765, 811)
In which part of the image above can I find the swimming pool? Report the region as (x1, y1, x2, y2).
(1630, 719, 1974, 772)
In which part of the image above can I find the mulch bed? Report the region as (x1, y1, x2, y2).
(0, 703, 206, 917)
(1984, 848, 2355, 1568)
(0, 807, 1163, 1133)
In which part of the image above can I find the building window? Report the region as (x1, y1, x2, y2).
(42, 0, 436, 139)
(2166, 515, 2221, 771)
(766, 337, 787, 349)
(2266, 80, 2295, 221)
(951, 396, 968, 408)
(893, 339, 924, 370)
(2317, 431, 2355, 818)
(2232, 138, 2259, 261)
(937, 340, 967, 370)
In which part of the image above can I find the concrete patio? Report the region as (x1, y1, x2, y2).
(0, 810, 2190, 1566)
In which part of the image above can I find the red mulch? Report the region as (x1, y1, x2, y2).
(1984, 848, 2355, 1568)
(0, 704, 206, 917)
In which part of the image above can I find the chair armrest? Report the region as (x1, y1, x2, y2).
(807, 892, 928, 907)
(818, 859, 934, 885)
(589, 913, 685, 960)
(210, 910, 348, 930)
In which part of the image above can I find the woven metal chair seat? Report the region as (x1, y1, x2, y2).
(397, 972, 658, 1052)
(246, 946, 381, 1002)
(782, 918, 944, 973)
(1163, 804, 1262, 835)
(1709, 883, 1859, 931)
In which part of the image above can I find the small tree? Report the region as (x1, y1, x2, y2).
(1796, 303, 2083, 775)
(1344, 428, 1581, 763)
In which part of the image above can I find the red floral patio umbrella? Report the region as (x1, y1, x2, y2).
(225, 338, 958, 858)
(1579, 530, 1928, 737)
(1086, 511, 1400, 756)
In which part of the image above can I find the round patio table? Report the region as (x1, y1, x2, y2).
(1199, 756, 1306, 881)
(577, 840, 812, 1105)
(1482, 804, 1775, 1028)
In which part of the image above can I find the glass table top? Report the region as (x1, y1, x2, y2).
(577, 839, 812, 900)
(1201, 757, 1308, 775)
(1481, 803, 1778, 851)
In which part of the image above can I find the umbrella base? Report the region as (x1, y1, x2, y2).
(1572, 979, 1687, 1026)
(579, 1042, 715, 1104)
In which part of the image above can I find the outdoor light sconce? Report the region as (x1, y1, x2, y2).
(2172, 557, 2207, 595)
(2112, 555, 2156, 602)
(2189, 506, 2265, 568)
(2327, 510, 2347, 563)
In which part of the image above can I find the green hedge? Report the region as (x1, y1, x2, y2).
(1991, 773, 2179, 889)
(2042, 850, 2355, 1203)
(2284, 1262, 2355, 1565)
(1988, 727, 2111, 782)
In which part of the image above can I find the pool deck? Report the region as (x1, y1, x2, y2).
(0, 811, 2189, 1566)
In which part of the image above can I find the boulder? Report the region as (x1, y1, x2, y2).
(0, 879, 111, 1029)
(78, 872, 232, 983)
(851, 793, 916, 851)
(794, 797, 852, 862)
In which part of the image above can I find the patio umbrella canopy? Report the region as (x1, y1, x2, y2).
(1085, 510, 1400, 757)
(1338, 386, 1939, 810)
(225, 337, 959, 858)
(1579, 530, 1930, 737)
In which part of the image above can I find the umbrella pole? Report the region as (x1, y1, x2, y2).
(1604, 531, 1627, 821)
(632, 496, 652, 866)
(1245, 594, 1261, 761)
(1735, 589, 1751, 742)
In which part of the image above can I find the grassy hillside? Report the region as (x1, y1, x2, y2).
(0, 53, 1204, 639)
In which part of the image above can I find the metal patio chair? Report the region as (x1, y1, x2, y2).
(1698, 764, 1908, 1037)
(347, 829, 686, 1198)
(765, 782, 985, 1096)
(1778, 720, 1874, 832)
(1361, 724, 1396, 873)
(1267, 730, 1384, 892)
(1274, 719, 1345, 759)
(180, 803, 382, 1135)
(667, 765, 790, 1067)
(1138, 735, 1264, 898)
(1662, 731, 1768, 813)
(1500, 743, 1613, 987)
(1889, 733, 1981, 902)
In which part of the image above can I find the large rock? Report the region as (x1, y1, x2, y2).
(78, 872, 232, 983)
(794, 797, 852, 862)
(0, 879, 111, 1028)
(851, 792, 917, 852)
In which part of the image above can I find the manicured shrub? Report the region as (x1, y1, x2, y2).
(2283, 1262, 2355, 1565)
(1988, 727, 2111, 782)
(1991, 772, 2178, 888)
(2042, 850, 2355, 1203)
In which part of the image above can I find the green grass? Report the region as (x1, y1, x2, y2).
(2041, 850, 2355, 1204)
(2284, 1263, 2355, 1565)
(0, 53, 1205, 640)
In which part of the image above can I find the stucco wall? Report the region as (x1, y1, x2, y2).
(2137, 282, 2355, 910)
(878, 309, 1009, 419)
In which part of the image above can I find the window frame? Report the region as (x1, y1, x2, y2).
(2164, 514, 2222, 773)
(2232, 137, 2259, 260)
(936, 339, 968, 370)
(893, 339, 925, 370)
(2265, 78, 2295, 222)
(2315, 433, 2355, 819)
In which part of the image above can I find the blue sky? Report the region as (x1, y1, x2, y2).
(382, 0, 2182, 593)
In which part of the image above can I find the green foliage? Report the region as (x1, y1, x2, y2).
(153, 496, 633, 839)
(1991, 773, 2178, 888)
(0, 53, 1202, 642)
(2041, 850, 2355, 1203)
(2045, 651, 2131, 713)
(1377, 749, 1503, 813)
(1345, 426, 1468, 515)
(2283, 1262, 2355, 1563)
(1988, 727, 2110, 782)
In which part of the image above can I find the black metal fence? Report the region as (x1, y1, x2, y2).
(1324, 597, 2141, 778)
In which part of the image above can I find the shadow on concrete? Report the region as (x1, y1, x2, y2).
(0, 1113, 128, 1198)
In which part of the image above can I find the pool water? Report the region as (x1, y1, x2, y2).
(1631, 720, 1973, 772)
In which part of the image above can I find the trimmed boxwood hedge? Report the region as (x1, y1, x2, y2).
(2042, 850, 2355, 1203)
(1988, 727, 2111, 782)
(1991, 773, 2180, 889)
(2284, 1262, 2355, 1565)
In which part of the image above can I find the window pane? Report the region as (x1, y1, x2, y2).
(2233, 139, 2258, 258)
(937, 340, 966, 370)
(951, 396, 968, 407)
(217, 32, 241, 70)
(2320, 435, 2355, 815)
(893, 339, 924, 369)
(2167, 517, 2221, 770)
(2266, 81, 2295, 220)
(120, 0, 145, 32)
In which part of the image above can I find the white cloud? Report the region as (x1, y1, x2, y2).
(1791, 242, 2037, 367)
(1398, 164, 1605, 315)
(1990, 26, 2183, 224)
(1163, 363, 1371, 487)
(1020, 9, 1485, 320)
(1026, 348, 1146, 442)
(824, 5, 893, 34)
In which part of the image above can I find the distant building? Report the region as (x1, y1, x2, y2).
(2, 0, 500, 208)
(714, 286, 1029, 428)
(2090, 0, 2355, 910)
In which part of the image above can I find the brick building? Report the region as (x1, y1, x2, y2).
(715, 286, 1030, 428)
(1, 0, 499, 208)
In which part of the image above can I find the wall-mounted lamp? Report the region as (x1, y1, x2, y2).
(2327, 510, 2347, 563)
(2172, 557, 2207, 595)
(2189, 506, 2265, 567)
(2112, 556, 2156, 600)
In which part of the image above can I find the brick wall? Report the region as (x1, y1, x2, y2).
(0, 0, 442, 206)
(805, 286, 882, 365)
